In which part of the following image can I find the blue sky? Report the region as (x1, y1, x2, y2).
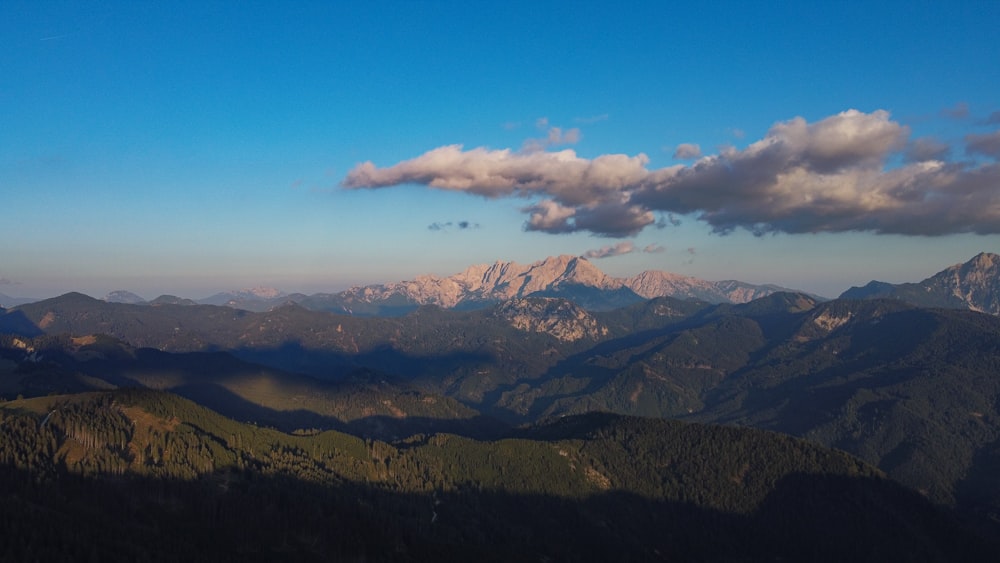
(2, 1, 999, 300)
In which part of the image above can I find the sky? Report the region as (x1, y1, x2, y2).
(2, 1, 999, 300)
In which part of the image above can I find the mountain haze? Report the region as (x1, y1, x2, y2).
(196, 286, 297, 312)
(0, 293, 36, 308)
(6, 255, 811, 315)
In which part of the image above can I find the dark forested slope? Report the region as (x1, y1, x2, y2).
(0, 389, 990, 562)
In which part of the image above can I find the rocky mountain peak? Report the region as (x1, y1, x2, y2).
(952, 252, 999, 278)
(838, 252, 1000, 315)
(424, 255, 622, 305)
(520, 255, 620, 293)
(326, 254, 803, 315)
(968, 251, 998, 268)
(624, 270, 714, 300)
(929, 252, 1000, 313)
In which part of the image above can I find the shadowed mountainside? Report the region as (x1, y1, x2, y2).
(0, 389, 992, 562)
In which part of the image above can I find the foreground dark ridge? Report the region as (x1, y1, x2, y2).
(0, 389, 993, 562)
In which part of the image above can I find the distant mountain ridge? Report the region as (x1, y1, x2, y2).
(99, 287, 294, 312)
(0, 292, 36, 308)
(625, 270, 792, 303)
(104, 290, 147, 304)
(27, 252, 1000, 316)
(840, 252, 1000, 314)
(197, 286, 291, 308)
(303, 254, 807, 315)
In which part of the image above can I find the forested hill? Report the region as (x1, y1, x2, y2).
(0, 389, 991, 562)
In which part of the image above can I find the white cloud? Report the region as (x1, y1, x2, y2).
(583, 241, 635, 259)
(344, 109, 1000, 237)
(344, 145, 649, 206)
(673, 143, 702, 160)
(523, 200, 577, 234)
(767, 109, 907, 173)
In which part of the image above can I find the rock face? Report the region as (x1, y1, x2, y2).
(840, 252, 1000, 314)
(333, 255, 797, 313)
(925, 252, 1000, 313)
(622, 272, 789, 303)
(339, 255, 623, 309)
(493, 297, 608, 342)
(622, 270, 708, 299)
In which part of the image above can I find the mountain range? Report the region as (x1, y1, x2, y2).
(94, 251, 1000, 316)
(310, 254, 804, 315)
(13, 252, 1000, 318)
(3, 251, 1000, 559)
(89, 254, 808, 314)
(4, 256, 1000, 511)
